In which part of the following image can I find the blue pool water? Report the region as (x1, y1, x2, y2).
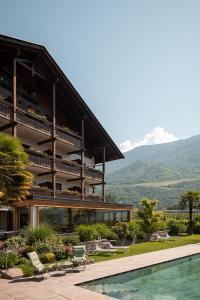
(80, 254, 200, 300)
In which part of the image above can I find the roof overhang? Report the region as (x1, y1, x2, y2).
(11, 199, 132, 211)
(0, 34, 124, 163)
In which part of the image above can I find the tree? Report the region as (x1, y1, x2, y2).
(0, 133, 33, 204)
(137, 197, 164, 238)
(179, 190, 200, 234)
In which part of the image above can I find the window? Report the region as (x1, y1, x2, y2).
(56, 183, 62, 191)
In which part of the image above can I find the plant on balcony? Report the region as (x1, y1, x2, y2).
(0, 94, 8, 101)
(63, 189, 81, 195)
(61, 126, 79, 136)
(0, 133, 33, 204)
(86, 193, 102, 199)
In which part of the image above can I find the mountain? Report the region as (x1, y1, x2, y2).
(106, 135, 200, 208)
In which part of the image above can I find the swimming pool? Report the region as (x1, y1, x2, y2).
(80, 254, 200, 300)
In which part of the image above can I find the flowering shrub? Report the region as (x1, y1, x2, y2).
(35, 236, 69, 261)
(5, 236, 26, 248)
(62, 235, 80, 246)
(40, 252, 55, 264)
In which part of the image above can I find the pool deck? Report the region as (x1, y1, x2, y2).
(1, 243, 200, 300)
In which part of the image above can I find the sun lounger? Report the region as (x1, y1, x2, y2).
(71, 245, 87, 270)
(28, 251, 57, 279)
(102, 241, 129, 250)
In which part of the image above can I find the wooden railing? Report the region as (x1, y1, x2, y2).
(0, 100, 82, 149)
(56, 159, 81, 175)
(0, 101, 12, 119)
(57, 127, 82, 148)
(27, 150, 51, 168)
(16, 109, 51, 134)
(85, 167, 103, 181)
(29, 187, 103, 202)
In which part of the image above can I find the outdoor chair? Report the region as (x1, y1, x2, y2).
(28, 251, 57, 279)
(102, 241, 129, 251)
(71, 245, 87, 270)
(91, 242, 117, 255)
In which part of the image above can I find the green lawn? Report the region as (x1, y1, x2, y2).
(89, 235, 200, 263)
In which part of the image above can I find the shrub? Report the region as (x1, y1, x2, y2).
(62, 235, 80, 246)
(53, 248, 67, 261)
(24, 224, 54, 245)
(20, 264, 35, 277)
(16, 257, 29, 265)
(193, 222, 200, 234)
(40, 252, 55, 264)
(22, 246, 36, 258)
(93, 224, 115, 239)
(35, 236, 68, 261)
(167, 220, 188, 235)
(112, 222, 129, 240)
(5, 236, 26, 248)
(128, 221, 144, 240)
(0, 251, 17, 269)
(76, 224, 99, 242)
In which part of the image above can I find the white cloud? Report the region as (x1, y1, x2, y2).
(119, 127, 178, 153)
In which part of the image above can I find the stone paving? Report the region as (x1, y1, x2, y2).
(1, 244, 200, 300)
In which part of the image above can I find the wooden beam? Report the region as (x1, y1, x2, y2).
(38, 137, 55, 145)
(38, 170, 56, 177)
(68, 148, 85, 155)
(12, 58, 17, 137)
(16, 58, 46, 80)
(81, 119, 85, 200)
(0, 121, 17, 131)
(52, 83, 56, 198)
(90, 182, 106, 186)
(102, 146, 106, 202)
(67, 177, 84, 182)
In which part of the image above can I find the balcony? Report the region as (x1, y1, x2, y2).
(56, 159, 81, 176)
(85, 167, 103, 181)
(29, 187, 103, 202)
(0, 101, 12, 119)
(16, 108, 52, 134)
(27, 150, 51, 169)
(56, 127, 82, 148)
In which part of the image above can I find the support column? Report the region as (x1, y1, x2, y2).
(12, 58, 17, 137)
(36, 207, 40, 226)
(102, 146, 106, 202)
(81, 119, 85, 200)
(52, 83, 56, 198)
(12, 207, 20, 230)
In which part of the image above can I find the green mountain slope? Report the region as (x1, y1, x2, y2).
(106, 135, 200, 208)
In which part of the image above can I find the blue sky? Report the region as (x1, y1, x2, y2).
(1, 0, 200, 151)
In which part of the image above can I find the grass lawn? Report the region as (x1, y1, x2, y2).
(89, 234, 200, 263)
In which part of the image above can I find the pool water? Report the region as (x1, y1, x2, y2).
(80, 254, 200, 300)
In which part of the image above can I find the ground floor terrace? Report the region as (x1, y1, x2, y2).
(1, 243, 200, 300)
(0, 200, 132, 234)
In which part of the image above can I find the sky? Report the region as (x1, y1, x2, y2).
(0, 0, 200, 152)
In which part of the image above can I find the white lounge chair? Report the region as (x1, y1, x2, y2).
(28, 251, 56, 279)
(102, 241, 129, 250)
(91, 243, 117, 255)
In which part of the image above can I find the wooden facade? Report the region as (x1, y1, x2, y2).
(0, 34, 132, 229)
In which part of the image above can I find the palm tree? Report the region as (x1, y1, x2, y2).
(0, 133, 33, 204)
(179, 190, 200, 234)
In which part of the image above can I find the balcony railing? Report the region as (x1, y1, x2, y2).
(16, 109, 51, 134)
(29, 187, 103, 202)
(0, 100, 82, 148)
(27, 150, 51, 168)
(85, 194, 103, 202)
(56, 159, 81, 175)
(57, 127, 82, 148)
(85, 167, 103, 181)
(0, 101, 12, 119)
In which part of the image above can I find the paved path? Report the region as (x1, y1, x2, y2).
(1, 244, 200, 300)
